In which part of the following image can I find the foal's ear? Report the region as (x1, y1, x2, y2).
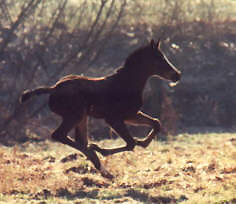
(157, 38, 161, 49)
(150, 39, 155, 49)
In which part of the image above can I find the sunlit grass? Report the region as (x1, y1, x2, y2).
(0, 133, 235, 203)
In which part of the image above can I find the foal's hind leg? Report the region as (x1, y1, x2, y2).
(52, 117, 113, 179)
(74, 113, 88, 147)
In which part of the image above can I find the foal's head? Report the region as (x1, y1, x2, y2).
(146, 39, 181, 83)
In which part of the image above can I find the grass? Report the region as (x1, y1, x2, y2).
(0, 133, 235, 203)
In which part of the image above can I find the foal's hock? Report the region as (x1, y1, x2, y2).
(20, 39, 181, 179)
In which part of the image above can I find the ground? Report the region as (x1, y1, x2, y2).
(0, 133, 235, 203)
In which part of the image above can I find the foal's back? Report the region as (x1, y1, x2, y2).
(53, 75, 106, 95)
(48, 74, 112, 117)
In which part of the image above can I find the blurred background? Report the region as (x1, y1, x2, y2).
(0, 0, 235, 145)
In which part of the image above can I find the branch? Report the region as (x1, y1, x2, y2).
(0, 0, 42, 57)
(88, 0, 127, 67)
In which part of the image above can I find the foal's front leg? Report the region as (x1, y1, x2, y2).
(125, 111, 161, 148)
(89, 111, 161, 157)
(89, 111, 161, 156)
(89, 119, 136, 156)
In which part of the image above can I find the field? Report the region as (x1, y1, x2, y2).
(0, 133, 235, 204)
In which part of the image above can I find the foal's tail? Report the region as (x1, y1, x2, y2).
(20, 87, 53, 103)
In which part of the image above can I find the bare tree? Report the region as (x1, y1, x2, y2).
(0, 0, 127, 144)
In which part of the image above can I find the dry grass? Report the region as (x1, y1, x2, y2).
(0, 133, 235, 203)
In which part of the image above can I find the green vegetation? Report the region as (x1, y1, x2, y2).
(0, 133, 235, 203)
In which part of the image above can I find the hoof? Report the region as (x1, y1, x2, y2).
(88, 143, 99, 151)
(100, 165, 114, 180)
(88, 144, 110, 157)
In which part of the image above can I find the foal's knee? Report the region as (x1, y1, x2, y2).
(153, 119, 161, 132)
(126, 142, 135, 151)
(51, 130, 65, 143)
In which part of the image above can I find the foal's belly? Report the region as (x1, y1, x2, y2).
(87, 96, 142, 119)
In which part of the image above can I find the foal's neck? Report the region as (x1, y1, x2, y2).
(109, 46, 152, 94)
(114, 64, 150, 94)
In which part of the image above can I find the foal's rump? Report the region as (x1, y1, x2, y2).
(48, 76, 100, 117)
(48, 89, 88, 118)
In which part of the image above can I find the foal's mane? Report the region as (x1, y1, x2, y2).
(124, 45, 149, 68)
(115, 45, 150, 75)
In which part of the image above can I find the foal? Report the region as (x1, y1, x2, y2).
(20, 39, 181, 178)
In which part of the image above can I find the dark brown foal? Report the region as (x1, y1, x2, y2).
(20, 39, 181, 178)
